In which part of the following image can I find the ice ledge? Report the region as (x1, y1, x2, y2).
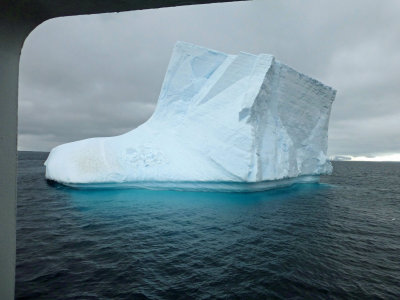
(52, 175, 320, 193)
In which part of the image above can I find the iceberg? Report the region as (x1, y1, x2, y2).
(45, 42, 336, 192)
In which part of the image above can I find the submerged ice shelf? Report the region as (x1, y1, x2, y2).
(45, 42, 336, 192)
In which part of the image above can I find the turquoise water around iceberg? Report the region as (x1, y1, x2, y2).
(17, 152, 400, 299)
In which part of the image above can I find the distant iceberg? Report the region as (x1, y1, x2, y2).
(45, 42, 336, 192)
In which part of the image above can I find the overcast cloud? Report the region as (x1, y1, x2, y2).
(18, 0, 400, 158)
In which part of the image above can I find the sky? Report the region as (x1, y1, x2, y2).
(18, 0, 400, 160)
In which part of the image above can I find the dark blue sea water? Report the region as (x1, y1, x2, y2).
(16, 151, 400, 299)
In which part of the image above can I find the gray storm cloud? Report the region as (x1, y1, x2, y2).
(18, 0, 400, 158)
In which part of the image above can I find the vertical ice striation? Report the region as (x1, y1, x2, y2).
(45, 42, 336, 191)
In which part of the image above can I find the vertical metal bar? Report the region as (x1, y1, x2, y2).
(0, 19, 33, 300)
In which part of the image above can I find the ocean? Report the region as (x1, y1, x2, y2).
(16, 151, 400, 299)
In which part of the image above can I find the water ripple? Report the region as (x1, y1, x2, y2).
(16, 153, 400, 299)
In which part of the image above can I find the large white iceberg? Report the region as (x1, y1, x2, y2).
(45, 42, 336, 192)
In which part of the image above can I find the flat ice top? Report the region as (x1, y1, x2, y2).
(45, 41, 336, 190)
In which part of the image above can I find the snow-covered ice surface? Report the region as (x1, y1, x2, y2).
(45, 42, 336, 192)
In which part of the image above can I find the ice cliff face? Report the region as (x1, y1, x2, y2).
(45, 42, 336, 190)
